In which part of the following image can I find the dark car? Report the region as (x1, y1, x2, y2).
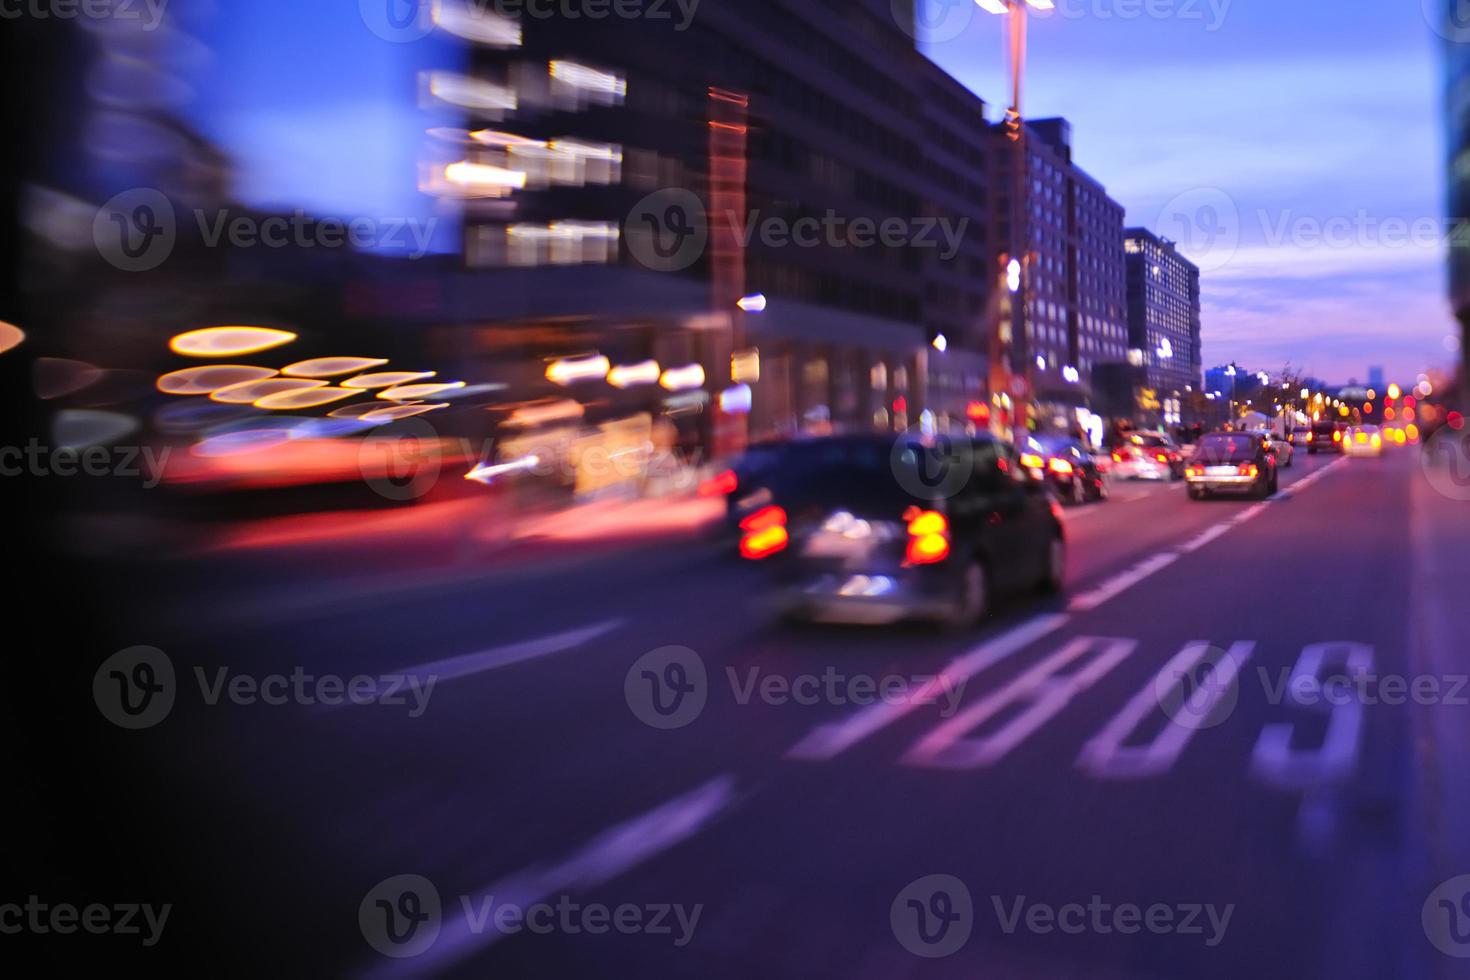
(1306, 417, 1347, 454)
(1021, 434, 1107, 505)
(737, 433, 1065, 627)
(1184, 431, 1278, 500)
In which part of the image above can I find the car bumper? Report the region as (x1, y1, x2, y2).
(1186, 475, 1260, 494)
(771, 572, 959, 625)
(1114, 461, 1171, 480)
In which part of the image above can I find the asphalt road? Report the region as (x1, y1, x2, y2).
(44, 447, 1470, 978)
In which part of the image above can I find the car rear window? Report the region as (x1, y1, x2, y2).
(768, 438, 992, 511)
(1194, 434, 1258, 462)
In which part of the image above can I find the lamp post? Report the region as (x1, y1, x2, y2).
(1225, 363, 1238, 426)
(978, 0, 1054, 441)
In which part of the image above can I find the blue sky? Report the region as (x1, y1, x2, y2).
(922, 0, 1455, 383)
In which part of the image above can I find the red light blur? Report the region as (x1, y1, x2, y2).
(1450, 412, 1465, 431)
(699, 469, 738, 497)
(739, 505, 786, 532)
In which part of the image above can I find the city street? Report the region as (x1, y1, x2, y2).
(74, 447, 1464, 979)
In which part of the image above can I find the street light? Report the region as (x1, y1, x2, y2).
(978, 0, 1056, 440)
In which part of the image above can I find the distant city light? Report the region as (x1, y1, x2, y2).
(546, 355, 612, 386)
(737, 293, 768, 313)
(932, 333, 948, 353)
(1062, 365, 1080, 384)
(718, 384, 753, 415)
(607, 360, 661, 389)
(170, 326, 297, 358)
(1007, 259, 1022, 293)
(660, 364, 706, 392)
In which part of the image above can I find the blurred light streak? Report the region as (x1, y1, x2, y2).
(426, 71, 517, 113)
(254, 387, 362, 410)
(549, 61, 627, 99)
(660, 364, 706, 392)
(52, 410, 138, 450)
(607, 360, 661, 389)
(0, 321, 25, 355)
(158, 365, 279, 395)
(359, 403, 450, 422)
(434, 1, 523, 46)
(281, 357, 389, 378)
(155, 401, 258, 434)
(209, 378, 324, 404)
(465, 456, 540, 484)
(170, 327, 297, 357)
(342, 371, 438, 389)
(377, 382, 467, 401)
(444, 160, 527, 192)
(34, 358, 103, 400)
(546, 355, 612, 386)
(504, 399, 584, 428)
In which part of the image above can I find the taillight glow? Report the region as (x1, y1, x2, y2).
(1185, 465, 1204, 478)
(1332, 430, 1342, 443)
(739, 505, 788, 559)
(1238, 463, 1258, 477)
(1020, 453, 1045, 470)
(904, 509, 950, 565)
(1306, 432, 1314, 442)
(1155, 453, 1169, 463)
(700, 469, 738, 497)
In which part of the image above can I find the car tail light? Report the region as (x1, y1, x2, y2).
(699, 469, 738, 497)
(1111, 451, 1123, 462)
(1048, 458, 1074, 476)
(1185, 465, 1204, 478)
(1019, 453, 1045, 470)
(1371, 434, 1382, 448)
(739, 505, 788, 560)
(1155, 453, 1169, 463)
(1356, 431, 1367, 444)
(1332, 430, 1342, 443)
(1237, 463, 1258, 477)
(1306, 432, 1314, 442)
(903, 507, 950, 565)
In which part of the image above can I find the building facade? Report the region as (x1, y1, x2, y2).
(1125, 227, 1202, 424)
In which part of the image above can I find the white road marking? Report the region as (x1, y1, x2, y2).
(903, 636, 1137, 769)
(785, 613, 1069, 761)
(386, 619, 625, 687)
(1251, 642, 1374, 789)
(1067, 552, 1179, 612)
(1178, 524, 1231, 554)
(1077, 642, 1255, 781)
(360, 775, 737, 980)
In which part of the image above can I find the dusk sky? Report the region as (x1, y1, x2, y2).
(186, 1, 1457, 384)
(922, 0, 1455, 383)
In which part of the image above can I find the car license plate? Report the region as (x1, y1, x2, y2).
(1205, 466, 1236, 476)
(802, 532, 868, 559)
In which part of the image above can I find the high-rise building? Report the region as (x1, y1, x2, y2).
(1124, 227, 1202, 423)
(1014, 120, 1130, 412)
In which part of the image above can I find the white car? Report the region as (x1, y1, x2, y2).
(1344, 424, 1384, 457)
(1110, 432, 1184, 481)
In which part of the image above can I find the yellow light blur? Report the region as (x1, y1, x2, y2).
(255, 387, 361, 410)
(1367, 389, 1377, 402)
(0, 321, 24, 355)
(281, 357, 390, 378)
(731, 348, 761, 384)
(361, 403, 450, 422)
(504, 399, 584, 428)
(211, 378, 326, 404)
(158, 365, 279, 395)
(471, 129, 546, 148)
(378, 382, 467, 401)
(908, 511, 948, 536)
(606, 360, 661, 389)
(546, 355, 612, 386)
(1388, 384, 1402, 400)
(660, 364, 706, 392)
(444, 160, 527, 191)
(910, 533, 949, 562)
(170, 326, 297, 357)
(1407, 424, 1421, 440)
(343, 371, 438, 389)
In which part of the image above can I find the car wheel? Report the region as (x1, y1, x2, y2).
(1094, 477, 1109, 501)
(1070, 479, 1086, 506)
(1038, 535, 1065, 594)
(943, 560, 988, 630)
(1270, 473, 1279, 494)
(1188, 485, 1204, 501)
